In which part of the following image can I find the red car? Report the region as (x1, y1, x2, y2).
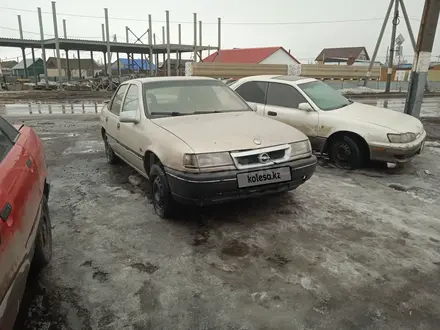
(0, 116, 52, 329)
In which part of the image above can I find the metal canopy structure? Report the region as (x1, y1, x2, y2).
(1, 2, 223, 88)
(0, 37, 217, 54)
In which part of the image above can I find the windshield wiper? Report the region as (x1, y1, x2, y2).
(192, 110, 222, 114)
(192, 109, 250, 114)
(339, 103, 351, 108)
(150, 111, 185, 116)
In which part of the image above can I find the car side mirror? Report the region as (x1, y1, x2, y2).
(298, 102, 313, 111)
(119, 110, 140, 123)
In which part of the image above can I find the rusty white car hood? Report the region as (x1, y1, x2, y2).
(152, 111, 307, 153)
(332, 102, 424, 133)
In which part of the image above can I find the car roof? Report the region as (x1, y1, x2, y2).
(131, 76, 218, 84)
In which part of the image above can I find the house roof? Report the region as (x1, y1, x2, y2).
(0, 60, 18, 69)
(46, 57, 100, 70)
(315, 47, 369, 61)
(116, 58, 156, 70)
(202, 47, 300, 64)
(11, 58, 41, 70)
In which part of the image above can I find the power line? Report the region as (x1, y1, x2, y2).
(0, 6, 421, 25)
(0, 25, 101, 39)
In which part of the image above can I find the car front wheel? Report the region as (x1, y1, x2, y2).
(330, 135, 364, 170)
(150, 164, 174, 218)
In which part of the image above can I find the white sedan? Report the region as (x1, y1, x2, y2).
(230, 75, 426, 169)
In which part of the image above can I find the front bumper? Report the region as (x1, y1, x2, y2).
(164, 155, 317, 206)
(369, 130, 427, 163)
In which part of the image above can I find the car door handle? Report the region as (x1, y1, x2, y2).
(267, 111, 277, 116)
(0, 203, 12, 222)
(117, 123, 120, 130)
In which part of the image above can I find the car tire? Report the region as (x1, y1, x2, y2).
(104, 134, 119, 164)
(330, 135, 364, 170)
(32, 195, 52, 274)
(150, 164, 174, 218)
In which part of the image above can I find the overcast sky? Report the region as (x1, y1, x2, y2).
(0, 0, 439, 64)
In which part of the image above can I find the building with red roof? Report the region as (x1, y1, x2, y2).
(203, 46, 300, 65)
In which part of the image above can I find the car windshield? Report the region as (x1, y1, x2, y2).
(297, 80, 352, 111)
(143, 79, 251, 116)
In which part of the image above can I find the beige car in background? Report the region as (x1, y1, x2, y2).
(230, 75, 426, 169)
(100, 77, 317, 218)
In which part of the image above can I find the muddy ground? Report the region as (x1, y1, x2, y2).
(7, 114, 440, 330)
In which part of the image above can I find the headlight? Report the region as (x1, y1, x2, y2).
(183, 152, 233, 168)
(387, 133, 416, 143)
(289, 140, 311, 156)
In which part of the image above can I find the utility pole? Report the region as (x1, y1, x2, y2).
(364, 0, 394, 86)
(365, 0, 418, 87)
(193, 13, 197, 62)
(51, 1, 62, 84)
(217, 17, 221, 62)
(166, 10, 171, 76)
(38, 7, 49, 88)
(404, 0, 440, 117)
(385, 0, 400, 92)
(104, 8, 111, 76)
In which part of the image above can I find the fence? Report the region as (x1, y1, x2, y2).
(0, 102, 102, 117)
(325, 80, 440, 92)
(185, 62, 381, 80)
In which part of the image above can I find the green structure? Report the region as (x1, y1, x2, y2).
(11, 58, 45, 79)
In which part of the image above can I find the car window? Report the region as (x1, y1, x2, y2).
(0, 129, 13, 162)
(266, 83, 307, 109)
(109, 85, 128, 115)
(297, 80, 351, 111)
(0, 117, 19, 142)
(235, 81, 268, 104)
(121, 84, 139, 113)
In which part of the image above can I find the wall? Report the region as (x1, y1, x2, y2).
(428, 70, 440, 82)
(301, 64, 380, 79)
(259, 49, 298, 65)
(47, 68, 101, 78)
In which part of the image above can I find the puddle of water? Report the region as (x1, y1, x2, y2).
(62, 140, 104, 155)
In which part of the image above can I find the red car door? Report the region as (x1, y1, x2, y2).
(0, 120, 42, 325)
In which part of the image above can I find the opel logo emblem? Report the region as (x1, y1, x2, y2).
(253, 139, 261, 145)
(258, 153, 270, 163)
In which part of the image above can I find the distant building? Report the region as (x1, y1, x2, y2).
(315, 47, 370, 65)
(160, 58, 193, 71)
(11, 58, 45, 77)
(46, 57, 101, 78)
(111, 58, 155, 73)
(0, 60, 18, 76)
(203, 47, 300, 65)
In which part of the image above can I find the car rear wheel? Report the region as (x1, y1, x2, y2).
(104, 135, 119, 164)
(32, 195, 52, 274)
(150, 164, 174, 218)
(330, 135, 364, 170)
